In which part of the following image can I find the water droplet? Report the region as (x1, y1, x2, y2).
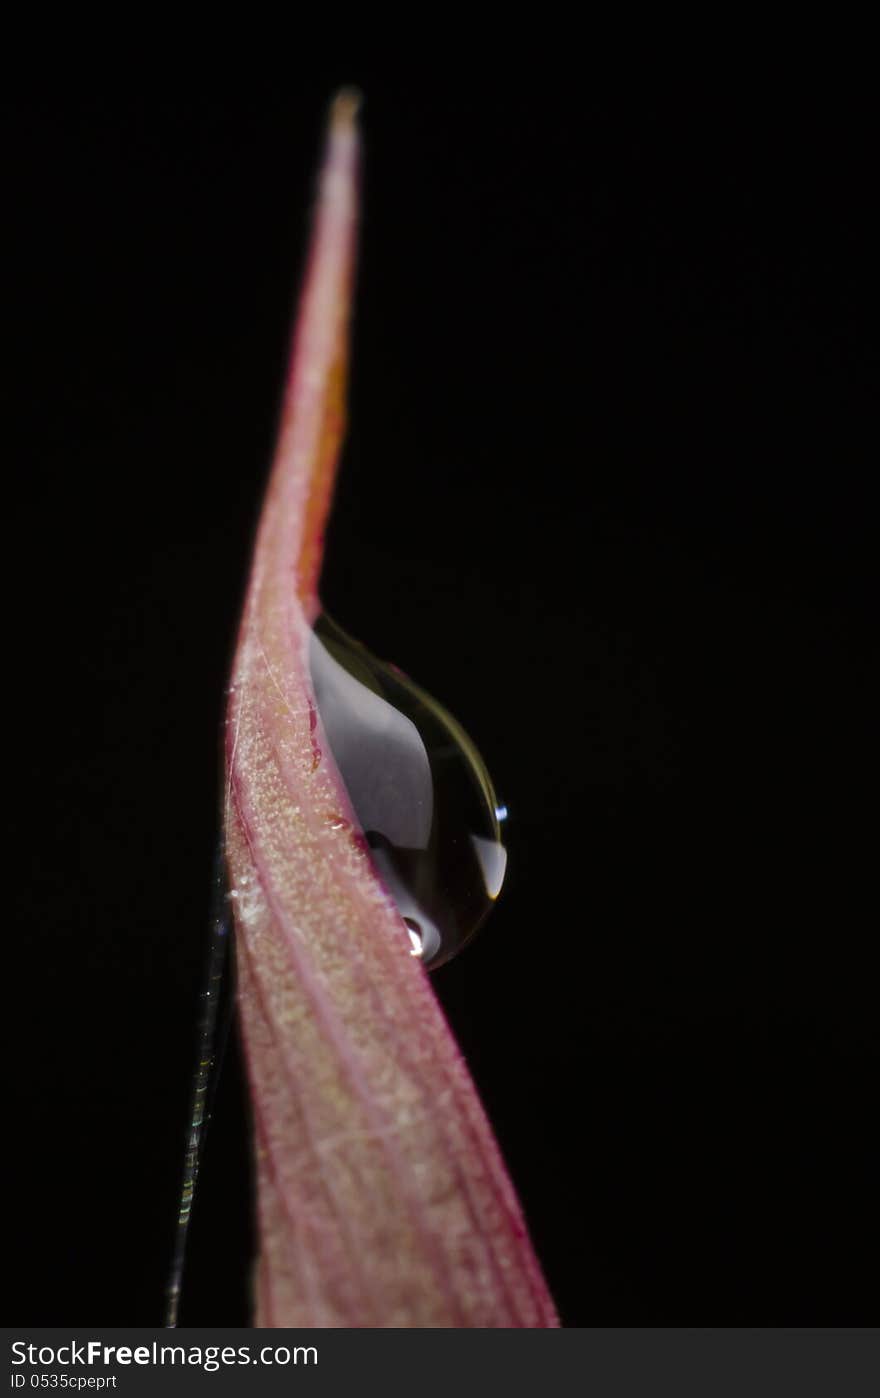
(309, 613, 507, 969)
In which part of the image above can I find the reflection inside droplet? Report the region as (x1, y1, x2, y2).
(309, 614, 506, 969)
(403, 917, 424, 957)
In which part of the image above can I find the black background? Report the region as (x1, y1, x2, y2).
(5, 58, 875, 1327)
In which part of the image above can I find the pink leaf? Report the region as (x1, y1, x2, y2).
(224, 92, 558, 1327)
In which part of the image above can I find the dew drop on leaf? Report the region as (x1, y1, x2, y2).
(310, 613, 508, 969)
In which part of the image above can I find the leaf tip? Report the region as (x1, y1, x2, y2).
(329, 87, 362, 131)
